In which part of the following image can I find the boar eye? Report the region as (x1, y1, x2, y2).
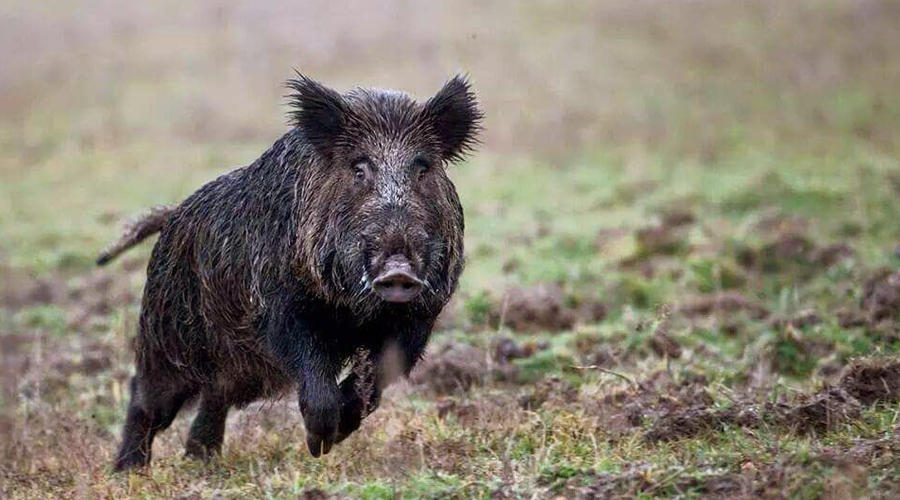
(412, 158, 430, 181)
(353, 161, 371, 183)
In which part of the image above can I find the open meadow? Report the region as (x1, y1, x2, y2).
(3, 0, 900, 498)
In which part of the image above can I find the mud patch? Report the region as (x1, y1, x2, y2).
(66, 271, 136, 328)
(11, 335, 121, 403)
(0, 267, 65, 310)
(0, 332, 36, 398)
(545, 463, 747, 499)
(410, 342, 488, 395)
(594, 227, 629, 252)
(839, 357, 900, 405)
(491, 284, 606, 333)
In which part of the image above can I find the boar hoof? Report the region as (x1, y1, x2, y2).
(302, 404, 340, 457)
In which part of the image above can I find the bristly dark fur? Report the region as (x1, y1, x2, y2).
(285, 73, 350, 156)
(109, 73, 482, 471)
(419, 75, 484, 163)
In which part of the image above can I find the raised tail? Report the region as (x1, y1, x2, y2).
(97, 205, 175, 266)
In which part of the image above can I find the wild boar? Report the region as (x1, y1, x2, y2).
(103, 73, 482, 470)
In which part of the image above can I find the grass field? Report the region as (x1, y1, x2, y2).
(3, 0, 900, 498)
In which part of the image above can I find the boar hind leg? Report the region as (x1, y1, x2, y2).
(185, 391, 230, 461)
(113, 376, 195, 472)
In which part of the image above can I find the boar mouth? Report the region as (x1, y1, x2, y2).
(372, 254, 424, 303)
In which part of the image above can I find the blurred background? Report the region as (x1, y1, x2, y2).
(3, 1, 900, 498)
(2, 0, 899, 270)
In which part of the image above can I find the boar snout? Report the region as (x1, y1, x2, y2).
(373, 254, 423, 303)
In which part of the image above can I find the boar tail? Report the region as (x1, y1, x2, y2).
(96, 205, 175, 266)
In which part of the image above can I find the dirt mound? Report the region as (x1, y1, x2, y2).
(409, 342, 488, 395)
(815, 243, 855, 267)
(758, 233, 816, 271)
(433, 298, 461, 331)
(435, 393, 518, 429)
(648, 328, 682, 359)
(492, 336, 547, 365)
(679, 291, 769, 319)
(642, 385, 863, 442)
(862, 269, 900, 323)
(836, 307, 869, 328)
(785, 386, 862, 433)
(639, 377, 878, 442)
(769, 309, 822, 330)
(644, 406, 760, 443)
(518, 376, 579, 410)
(839, 358, 900, 405)
(492, 284, 574, 332)
(591, 371, 714, 435)
(736, 216, 854, 276)
(818, 434, 900, 466)
(298, 488, 349, 500)
(634, 225, 689, 257)
(582, 345, 623, 369)
(491, 284, 606, 333)
(633, 207, 695, 256)
(436, 400, 481, 424)
(823, 270, 900, 331)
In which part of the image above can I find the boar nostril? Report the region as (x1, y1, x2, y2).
(372, 262, 423, 303)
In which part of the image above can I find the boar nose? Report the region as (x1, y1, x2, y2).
(373, 255, 423, 303)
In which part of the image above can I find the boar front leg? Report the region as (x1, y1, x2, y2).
(335, 349, 383, 444)
(335, 320, 434, 443)
(263, 296, 342, 458)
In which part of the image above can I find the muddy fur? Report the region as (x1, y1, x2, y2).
(109, 73, 482, 471)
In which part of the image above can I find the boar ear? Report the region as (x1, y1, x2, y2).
(286, 72, 349, 154)
(421, 74, 483, 163)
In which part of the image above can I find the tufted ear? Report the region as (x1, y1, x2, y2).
(420, 74, 483, 163)
(286, 72, 349, 155)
